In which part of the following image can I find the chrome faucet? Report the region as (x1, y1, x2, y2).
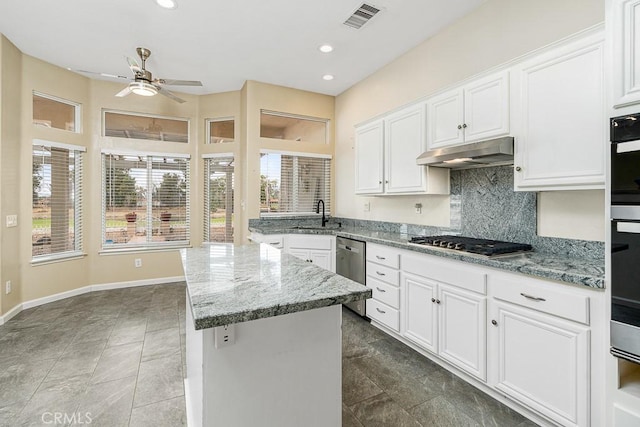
(316, 199, 328, 227)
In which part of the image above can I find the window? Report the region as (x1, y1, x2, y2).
(260, 110, 328, 144)
(33, 92, 80, 132)
(259, 151, 331, 216)
(32, 140, 85, 260)
(206, 118, 235, 144)
(204, 155, 234, 242)
(103, 111, 189, 143)
(102, 151, 190, 249)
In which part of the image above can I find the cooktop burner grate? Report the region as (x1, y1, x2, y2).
(408, 235, 533, 256)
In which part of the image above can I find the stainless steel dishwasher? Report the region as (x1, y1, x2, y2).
(336, 236, 367, 316)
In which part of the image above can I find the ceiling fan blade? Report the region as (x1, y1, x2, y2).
(115, 86, 132, 98)
(157, 87, 186, 103)
(69, 68, 131, 80)
(126, 56, 142, 73)
(157, 79, 203, 87)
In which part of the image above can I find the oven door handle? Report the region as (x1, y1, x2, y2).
(616, 139, 640, 153)
(616, 221, 640, 234)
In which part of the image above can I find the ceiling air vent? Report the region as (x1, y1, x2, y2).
(343, 3, 381, 29)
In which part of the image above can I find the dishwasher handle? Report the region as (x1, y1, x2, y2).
(337, 243, 361, 254)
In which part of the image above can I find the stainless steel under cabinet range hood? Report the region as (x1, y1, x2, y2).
(416, 137, 514, 169)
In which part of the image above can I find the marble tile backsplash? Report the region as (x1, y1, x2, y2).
(250, 166, 604, 260)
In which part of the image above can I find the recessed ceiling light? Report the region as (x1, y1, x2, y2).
(322, 74, 334, 81)
(155, 0, 177, 9)
(319, 44, 334, 53)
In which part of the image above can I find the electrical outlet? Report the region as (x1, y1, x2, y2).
(5, 280, 11, 294)
(363, 202, 370, 212)
(134, 258, 142, 268)
(214, 324, 235, 348)
(414, 203, 422, 214)
(5, 215, 17, 227)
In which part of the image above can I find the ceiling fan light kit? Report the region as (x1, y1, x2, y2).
(130, 81, 158, 97)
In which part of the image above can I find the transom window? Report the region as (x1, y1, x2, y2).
(103, 110, 189, 143)
(32, 140, 85, 261)
(206, 118, 235, 144)
(102, 151, 190, 250)
(259, 150, 331, 216)
(33, 92, 80, 133)
(260, 110, 328, 144)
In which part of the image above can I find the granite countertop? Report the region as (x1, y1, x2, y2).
(249, 225, 605, 289)
(180, 243, 372, 330)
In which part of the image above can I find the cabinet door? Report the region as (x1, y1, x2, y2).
(613, 0, 640, 107)
(309, 250, 333, 272)
(463, 71, 510, 143)
(513, 33, 605, 191)
(490, 301, 590, 427)
(355, 120, 384, 194)
(288, 249, 310, 262)
(402, 273, 438, 353)
(426, 88, 464, 149)
(438, 284, 486, 381)
(384, 105, 428, 194)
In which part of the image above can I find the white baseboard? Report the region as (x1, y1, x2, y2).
(1, 276, 185, 324)
(0, 303, 23, 325)
(185, 378, 195, 427)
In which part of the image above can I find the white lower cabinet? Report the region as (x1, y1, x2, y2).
(401, 270, 487, 381)
(489, 301, 590, 427)
(285, 235, 335, 272)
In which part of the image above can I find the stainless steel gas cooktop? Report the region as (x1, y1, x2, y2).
(408, 235, 533, 257)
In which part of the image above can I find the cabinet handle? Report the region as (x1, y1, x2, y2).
(435, 299, 441, 304)
(385, 180, 389, 184)
(462, 123, 467, 128)
(379, 181, 382, 184)
(376, 271, 386, 276)
(457, 124, 462, 130)
(376, 287, 386, 293)
(309, 259, 313, 263)
(491, 319, 498, 326)
(515, 166, 522, 172)
(376, 255, 386, 260)
(431, 298, 436, 303)
(376, 307, 386, 314)
(520, 292, 545, 302)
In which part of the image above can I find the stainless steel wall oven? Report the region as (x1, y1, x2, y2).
(611, 113, 640, 364)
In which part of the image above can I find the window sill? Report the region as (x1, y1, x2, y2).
(99, 244, 191, 256)
(31, 252, 87, 266)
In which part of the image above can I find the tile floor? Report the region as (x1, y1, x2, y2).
(0, 283, 538, 426)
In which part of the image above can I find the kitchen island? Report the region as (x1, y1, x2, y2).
(181, 243, 371, 427)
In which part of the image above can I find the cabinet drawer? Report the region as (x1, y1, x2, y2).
(367, 299, 399, 331)
(367, 277, 400, 309)
(366, 261, 400, 287)
(287, 235, 333, 250)
(491, 275, 590, 325)
(366, 244, 400, 269)
(402, 252, 486, 294)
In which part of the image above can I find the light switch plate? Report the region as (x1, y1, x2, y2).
(363, 202, 370, 212)
(6, 215, 17, 227)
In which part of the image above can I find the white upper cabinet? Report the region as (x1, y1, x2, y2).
(613, 0, 640, 108)
(354, 119, 384, 194)
(511, 32, 605, 191)
(427, 71, 510, 149)
(355, 104, 449, 195)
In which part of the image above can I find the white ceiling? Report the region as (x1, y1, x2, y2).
(0, 0, 485, 97)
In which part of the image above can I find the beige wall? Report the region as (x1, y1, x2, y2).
(1, 36, 23, 315)
(335, 0, 605, 240)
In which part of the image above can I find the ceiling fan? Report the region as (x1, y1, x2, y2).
(74, 47, 202, 103)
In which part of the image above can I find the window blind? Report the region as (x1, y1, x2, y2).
(102, 153, 190, 249)
(32, 143, 84, 258)
(204, 156, 234, 242)
(259, 152, 331, 215)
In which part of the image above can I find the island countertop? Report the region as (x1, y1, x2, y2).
(180, 243, 371, 330)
